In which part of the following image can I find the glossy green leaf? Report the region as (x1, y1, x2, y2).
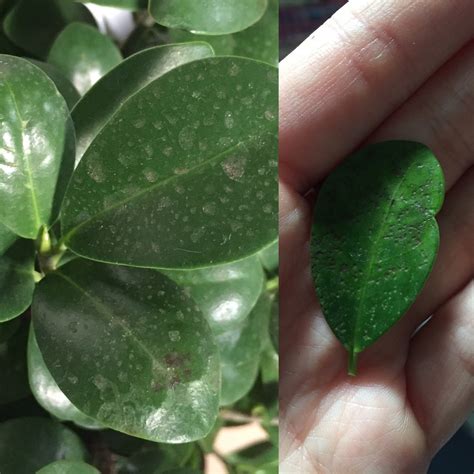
(0, 55, 74, 238)
(167, 29, 235, 56)
(0, 319, 30, 404)
(149, 0, 268, 35)
(63, 57, 278, 269)
(163, 256, 264, 333)
(218, 292, 270, 405)
(258, 241, 278, 274)
(72, 42, 214, 163)
(32, 259, 220, 442)
(311, 141, 445, 375)
(38, 461, 100, 474)
(0, 240, 35, 322)
(47, 23, 121, 96)
(3, 0, 95, 58)
(0, 222, 15, 255)
(232, 0, 278, 66)
(0, 417, 87, 473)
(226, 441, 278, 473)
(76, 0, 146, 9)
(28, 327, 103, 429)
(27, 59, 80, 110)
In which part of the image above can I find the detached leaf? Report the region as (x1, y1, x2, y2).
(0, 222, 15, 255)
(28, 327, 103, 429)
(62, 57, 278, 269)
(38, 461, 100, 474)
(32, 259, 220, 442)
(72, 42, 214, 162)
(217, 292, 270, 405)
(48, 23, 122, 96)
(149, 0, 268, 35)
(27, 59, 80, 110)
(163, 256, 264, 333)
(0, 55, 74, 238)
(311, 141, 444, 375)
(0, 240, 35, 322)
(3, 0, 95, 58)
(0, 318, 30, 404)
(0, 417, 87, 472)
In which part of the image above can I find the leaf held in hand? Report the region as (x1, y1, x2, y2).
(311, 141, 444, 375)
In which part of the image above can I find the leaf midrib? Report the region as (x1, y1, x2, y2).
(63, 139, 245, 242)
(4, 80, 41, 233)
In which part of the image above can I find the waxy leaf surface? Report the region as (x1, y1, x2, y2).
(48, 23, 122, 96)
(0, 55, 73, 238)
(163, 256, 264, 333)
(33, 259, 220, 442)
(72, 42, 214, 162)
(311, 141, 444, 374)
(28, 327, 102, 429)
(0, 222, 15, 255)
(63, 57, 277, 269)
(0, 240, 35, 322)
(149, 0, 267, 35)
(0, 417, 86, 472)
(3, 0, 95, 58)
(38, 461, 99, 474)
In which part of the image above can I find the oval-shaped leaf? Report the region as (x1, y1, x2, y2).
(27, 59, 80, 110)
(72, 42, 214, 163)
(48, 23, 122, 96)
(32, 259, 220, 442)
(38, 461, 100, 474)
(62, 57, 278, 269)
(311, 141, 445, 374)
(217, 292, 270, 405)
(3, 0, 95, 58)
(149, 0, 268, 35)
(0, 55, 74, 238)
(0, 417, 87, 472)
(163, 256, 264, 333)
(0, 318, 30, 404)
(28, 327, 103, 429)
(0, 222, 15, 255)
(167, 29, 235, 56)
(0, 240, 35, 322)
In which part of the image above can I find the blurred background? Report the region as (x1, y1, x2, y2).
(279, 1, 474, 472)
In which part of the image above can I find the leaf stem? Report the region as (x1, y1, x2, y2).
(266, 276, 279, 293)
(348, 350, 358, 376)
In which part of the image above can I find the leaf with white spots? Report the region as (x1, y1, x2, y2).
(311, 141, 444, 375)
(62, 57, 277, 269)
(32, 259, 220, 442)
(149, 0, 268, 35)
(0, 55, 75, 239)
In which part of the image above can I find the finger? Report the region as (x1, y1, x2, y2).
(370, 40, 474, 191)
(280, 0, 474, 192)
(406, 280, 474, 455)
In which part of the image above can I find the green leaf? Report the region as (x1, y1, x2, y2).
(269, 292, 278, 352)
(76, 0, 146, 9)
(0, 318, 30, 404)
(3, 0, 95, 59)
(258, 241, 278, 274)
(62, 57, 278, 269)
(0, 240, 35, 322)
(163, 256, 264, 333)
(32, 259, 220, 442)
(0, 417, 87, 472)
(167, 29, 235, 56)
(48, 22, 122, 96)
(0, 55, 74, 238)
(226, 441, 278, 473)
(28, 327, 103, 429)
(149, 0, 268, 35)
(311, 141, 444, 375)
(72, 42, 214, 163)
(218, 292, 270, 405)
(232, 0, 278, 66)
(0, 222, 16, 255)
(38, 461, 100, 474)
(27, 59, 80, 110)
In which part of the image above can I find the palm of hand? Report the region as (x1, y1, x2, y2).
(279, 1, 474, 472)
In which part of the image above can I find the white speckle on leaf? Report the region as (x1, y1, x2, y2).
(168, 330, 181, 342)
(224, 111, 234, 129)
(178, 126, 196, 150)
(221, 155, 246, 181)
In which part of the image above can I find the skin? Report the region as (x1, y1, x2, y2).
(279, 1, 474, 472)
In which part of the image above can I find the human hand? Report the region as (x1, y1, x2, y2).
(279, 1, 474, 472)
